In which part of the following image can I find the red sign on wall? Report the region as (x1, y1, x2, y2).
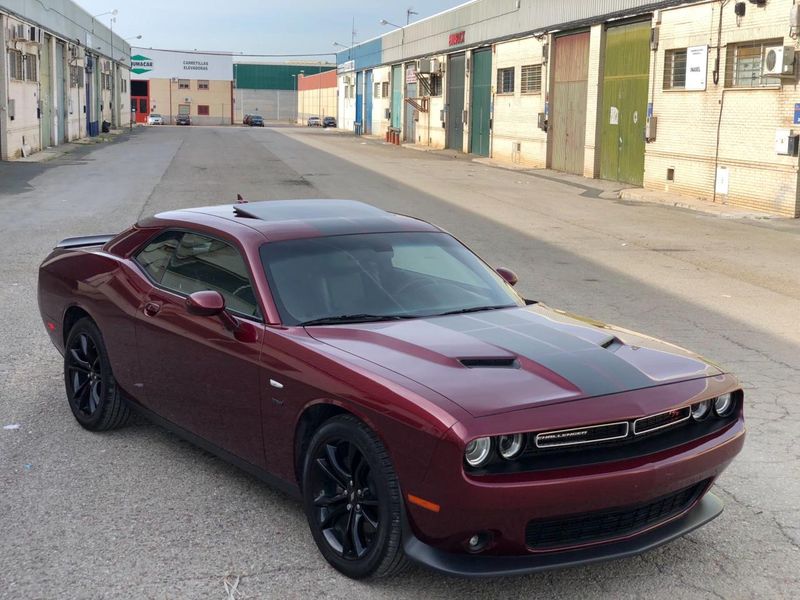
(448, 31, 465, 47)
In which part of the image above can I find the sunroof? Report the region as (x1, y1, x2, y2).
(233, 200, 386, 222)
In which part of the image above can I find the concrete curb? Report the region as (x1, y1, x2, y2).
(618, 188, 781, 220)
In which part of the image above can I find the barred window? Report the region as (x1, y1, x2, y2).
(178, 79, 190, 89)
(520, 64, 542, 93)
(430, 74, 442, 97)
(725, 39, 783, 88)
(374, 82, 381, 98)
(382, 81, 389, 97)
(25, 53, 37, 81)
(70, 65, 84, 88)
(497, 67, 514, 94)
(663, 49, 687, 89)
(8, 50, 24, 81)
(198, 80, 209, 90)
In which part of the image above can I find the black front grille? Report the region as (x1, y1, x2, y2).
(536, 422, 628, 448)
(633, 406, 691, 435)
(525, 480, 709, 550)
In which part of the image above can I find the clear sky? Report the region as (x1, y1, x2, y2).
(76, 0, 467, 60)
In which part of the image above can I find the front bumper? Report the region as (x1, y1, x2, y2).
(404, 492, 723, 577)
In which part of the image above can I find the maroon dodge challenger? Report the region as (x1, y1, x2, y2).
(38, 200, 745, 579)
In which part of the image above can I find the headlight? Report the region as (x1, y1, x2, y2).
(714, 393, 735, 417)
(497, 434, 524, 459)
(691, 400, 712, 421)
(464, 437, 492, 467)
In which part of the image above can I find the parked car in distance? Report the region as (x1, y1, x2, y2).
(147, 114, 164, 125)
(249, 115, 264, 127)
(38, 200, 744, 580)
(322, 116, 337, 128)
(176, 115, 191, 126)
(307, 116, 321, 127)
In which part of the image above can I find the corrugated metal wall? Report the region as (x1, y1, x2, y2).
(234, 64, 334, 90)
(372, 0, 701, 65)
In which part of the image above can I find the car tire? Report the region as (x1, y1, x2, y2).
(302, 414, 408, 579)
(63, 318, 130, 431)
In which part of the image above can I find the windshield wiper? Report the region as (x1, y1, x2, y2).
(299, 314, 416, 326)
(429, 305, 516, 318)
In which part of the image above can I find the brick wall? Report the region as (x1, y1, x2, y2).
(646, 0, 799, 216)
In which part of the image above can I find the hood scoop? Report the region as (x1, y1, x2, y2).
(459, 357, 520, 369)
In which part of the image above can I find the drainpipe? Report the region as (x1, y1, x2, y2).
(0, 15, 7, 160)
(711, 0, 730, 203)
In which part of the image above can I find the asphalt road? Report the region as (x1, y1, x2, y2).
(1, 125, 798, 599)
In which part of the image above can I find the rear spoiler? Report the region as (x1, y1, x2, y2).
(55, 234, 116, 249)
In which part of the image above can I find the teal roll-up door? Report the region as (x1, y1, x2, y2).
(470, 49, 492, 157)
(391, 65, 402, 129)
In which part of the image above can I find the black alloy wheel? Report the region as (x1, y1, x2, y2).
(64, 318, 129, 431)
(303, 415, 407, 579)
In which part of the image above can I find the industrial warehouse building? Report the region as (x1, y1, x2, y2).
(131, 48, 233, 126)
(1, 0, 131, 160)
(338, 0, 800, 217)
(297, 69, 337, 125)
(234, 62, 334, 123)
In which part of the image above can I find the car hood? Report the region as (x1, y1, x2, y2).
(306, 305, 723, 417)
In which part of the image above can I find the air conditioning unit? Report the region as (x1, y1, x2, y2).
(29, 26, 42, 43)
(184, 97, 191, 103)
(417, 58, 440, 74)
(10, 24, 27, 41)
(763, 46, 795, 77)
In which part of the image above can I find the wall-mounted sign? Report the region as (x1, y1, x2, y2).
(406, 65, 417, 84)
(449, 31, 466, 47)
(130, 47, 232, 80)
(337, 60, 355, 74)
(610, 106, 619, 125)
(686, 45, 708, 91)
(793, 103, 800, 125)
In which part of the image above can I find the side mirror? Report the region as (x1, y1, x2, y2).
(186, 290, 225, 316)
(496, 267, 519, 287)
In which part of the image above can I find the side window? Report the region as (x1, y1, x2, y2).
(134, 231, 183, 282)
(160, 232, 260, 318)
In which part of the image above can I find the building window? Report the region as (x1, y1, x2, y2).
(178, 79, 190, 89)
(520, 64, 542, 94)
(102, 73, 113, 90)
(8, 50, 24, 80)
(725, 39, 783, 88)
(663, 49, 687, 89)
(497, 67, 515, 94)
(382, 81, 389, 97)
(197, 105, 210, 116)
(198, 80, 209, 90)
(70, 64, 84, 88)
(374, 82, 381, 98)
(25, 53, 37, 81)
(430, 74, 442, 97)
(121, 78, 127, 93)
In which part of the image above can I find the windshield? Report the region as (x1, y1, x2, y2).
(260, 232, 523, 326)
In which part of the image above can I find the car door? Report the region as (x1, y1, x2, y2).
(132, 229, 267, 468)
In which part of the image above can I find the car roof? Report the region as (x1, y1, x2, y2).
(140, 200, 440, 242)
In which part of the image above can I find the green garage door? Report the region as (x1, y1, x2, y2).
(600, 21, 651, 186)
(470, 48, 492, 157)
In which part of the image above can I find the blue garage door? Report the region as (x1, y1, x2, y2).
(355, 71, 364, 130)
(365, 70, 373, 134)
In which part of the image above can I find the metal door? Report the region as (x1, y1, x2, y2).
(469, 48, 492, 157)
(391, 65, 402, 129)
(600, 21, 650, 186)
(40, 36, 52, 147)
(446, 53, 465, 151)
(550, 32, 590, 174)
(404, 63, 417, 143)
(355, 71, 364, 129)
(364, 69, 373, 134)
(56, 42, 66, 142)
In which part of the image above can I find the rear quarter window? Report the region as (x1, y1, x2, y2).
(134, 231, 183, 282)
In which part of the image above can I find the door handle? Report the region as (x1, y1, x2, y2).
(143, 302, 161, 317)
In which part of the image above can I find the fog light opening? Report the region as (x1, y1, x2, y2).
(466, 531, 491, 553)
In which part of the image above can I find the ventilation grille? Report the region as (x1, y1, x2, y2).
(525, 480, 709, 550)
(459, 357, 519, 369)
